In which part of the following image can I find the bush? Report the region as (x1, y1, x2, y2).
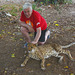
(34, 0, 72, 4)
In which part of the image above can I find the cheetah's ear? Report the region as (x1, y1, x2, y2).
(33, 44, 38, 47)
(35, 43, 38, 46)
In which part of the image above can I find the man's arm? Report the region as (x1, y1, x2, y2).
(19, 20, 28, 27)
(32, 27, 41, 44)
(19, 20, 33, 31)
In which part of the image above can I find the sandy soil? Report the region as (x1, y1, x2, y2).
(0, 3, 75, 75)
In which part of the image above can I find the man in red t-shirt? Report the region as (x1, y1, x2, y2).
(19, 2, 50, 47)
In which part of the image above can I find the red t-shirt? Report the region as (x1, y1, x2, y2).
(20, 10, 47, 31)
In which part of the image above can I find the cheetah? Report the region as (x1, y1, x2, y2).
(21, 42, 75, 70)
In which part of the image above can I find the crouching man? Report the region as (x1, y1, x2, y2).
(19, 2, 50, 47)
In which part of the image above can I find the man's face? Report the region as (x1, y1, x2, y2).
(23, 7, 32, 18)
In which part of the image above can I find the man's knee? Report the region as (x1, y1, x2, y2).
(21, 27, 28, 33)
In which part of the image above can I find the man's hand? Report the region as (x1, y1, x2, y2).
(31, 41, 37, 44)
(32, 27, 41, 44)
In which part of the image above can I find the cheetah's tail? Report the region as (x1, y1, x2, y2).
(61, 42, 75, 48)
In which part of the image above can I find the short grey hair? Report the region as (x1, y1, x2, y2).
(23, 2, 32, 11)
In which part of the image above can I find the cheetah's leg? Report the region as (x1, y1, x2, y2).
(21, 55, 30, 67)
(62, 50, 75, 61)
(36, 48, 46, 70)
(52, 50, 64, 63)
(41, 58, 46, 70)
(57, 55, 64, 63)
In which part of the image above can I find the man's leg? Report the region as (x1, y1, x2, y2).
(21, 27, 34, 43)
(45, 30, 50, 42)
(38, 30, 50, 45)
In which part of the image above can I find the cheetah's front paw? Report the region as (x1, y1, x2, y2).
(21, 63, 25, 67)
(41, 67, 46, 70)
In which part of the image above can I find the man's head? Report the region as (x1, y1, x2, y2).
(23, 2, 32, 18)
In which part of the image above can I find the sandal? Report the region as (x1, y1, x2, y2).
(22, 42, 28, 48)
(47, 35, 50, 39)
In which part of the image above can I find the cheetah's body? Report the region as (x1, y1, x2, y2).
(21, 43, 75, 70)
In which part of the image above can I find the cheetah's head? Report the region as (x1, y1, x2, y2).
(27, 43, 36, 51)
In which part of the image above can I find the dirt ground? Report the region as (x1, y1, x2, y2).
(0, 2, 75, 75)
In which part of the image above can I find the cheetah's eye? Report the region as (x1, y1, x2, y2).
(31, 47, 33, 48)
